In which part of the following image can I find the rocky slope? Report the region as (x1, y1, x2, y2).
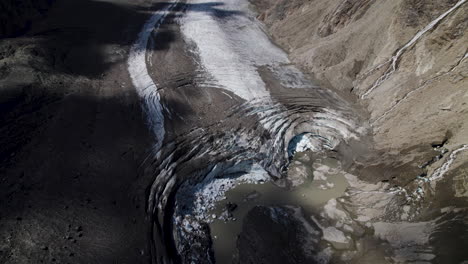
(0, 0, 159, 263)
(251, 0, 468, 180)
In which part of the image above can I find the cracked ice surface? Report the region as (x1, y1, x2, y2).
(179, 0, 290, 101)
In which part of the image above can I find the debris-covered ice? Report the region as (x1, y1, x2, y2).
(176, 162, 270, 223)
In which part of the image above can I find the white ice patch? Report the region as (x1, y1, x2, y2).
(429, 144, 468, 185)
(291, 134, 322, 153)
(180, 0, 290, 101)
(313, 170, 327, 181)
(322, 198, 351, 224)
(323, 227, 349, 244)
(179, 0, 320, 101)
(128, 1, 179, 149)
(288, 133, 333, 155)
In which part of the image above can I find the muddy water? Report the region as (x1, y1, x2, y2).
(209, 152, 349, 263)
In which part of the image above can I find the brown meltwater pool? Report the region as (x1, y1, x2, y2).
(208, 152, 350, 263)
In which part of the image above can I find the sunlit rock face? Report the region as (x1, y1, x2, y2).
(251, 0, 468, 153)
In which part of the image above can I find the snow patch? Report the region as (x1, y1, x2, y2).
(179, 0, 289, 101)
(429, 144, 468, 184)
(288, 133, 333, 156)
(128, 1, 179, 149)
